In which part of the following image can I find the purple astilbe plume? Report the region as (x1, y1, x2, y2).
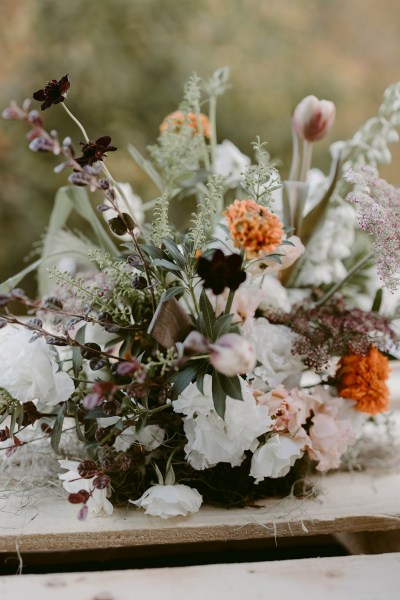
(345, 166, 400, 292)
(265, 296, 397, 371)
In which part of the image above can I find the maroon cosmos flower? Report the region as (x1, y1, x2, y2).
(33, 75, 70, 111)
(196, 249, 246, 295)
(75, 136, 117, 167)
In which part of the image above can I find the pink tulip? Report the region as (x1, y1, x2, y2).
(292, 95, 335, 142)
(209, 333, 256, 377)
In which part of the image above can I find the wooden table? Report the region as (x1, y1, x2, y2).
(1, 552, 400, 599)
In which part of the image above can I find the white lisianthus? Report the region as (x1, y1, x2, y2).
(173, 375, 272, 470)
(209, 333, 256, 377)
(59, 460, 113, 516)
(248, 318, 303, 389)
(256, 274, 292, 312)
(0, 326, 74, 407)
(214, 140, 250, 187)
(296, 203, 356, 287)
(250, 433, 306, 482)
(114, 424, 165, 452)
(131, 483, 203, 519)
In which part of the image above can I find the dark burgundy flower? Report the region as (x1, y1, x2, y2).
(75, 136, 117, 167)
(33, 75, 70, 111)
(196, 249, 246, 295)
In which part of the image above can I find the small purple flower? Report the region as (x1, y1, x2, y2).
(33, 75, 70, 111)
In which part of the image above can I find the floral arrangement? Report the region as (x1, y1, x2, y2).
(0, 69, 399, 520)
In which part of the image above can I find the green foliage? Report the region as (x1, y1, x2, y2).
(151, 194, 173, 246)
(241, 138, 281, 206)
(187, 176, 221, 248)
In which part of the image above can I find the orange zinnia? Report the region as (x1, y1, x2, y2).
(336, 346, 390, 415)
(224, 199, 284, 259)
(159, 110, 211, 138)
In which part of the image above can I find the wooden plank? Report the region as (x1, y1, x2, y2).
(0, 468, 400, 553)
(1, 553, 400, 599)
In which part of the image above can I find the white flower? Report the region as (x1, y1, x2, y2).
(250, 433, 306, 482)
(131, 483, 202, 519)
(209, 333, 256, 376)
(248, 318, 303, 389)
(214, 140, 250, 187)
(296, 203, 356, 287)
(114, 424, 165, 452)
(59, 460, 113, 516)
(173, 375, 272, 470)
(0, 326, 74, 407)
(256, 274, 292, 313)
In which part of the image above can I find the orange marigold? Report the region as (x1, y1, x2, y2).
(336, 346, 390, 415)
(159, 110, 211, 138)
(224, 199, 284, 258)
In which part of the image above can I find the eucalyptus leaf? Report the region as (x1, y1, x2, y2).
(161, 238, 186, 268)
(128, 143, 163, 191)
(199, 289, 216, 339)
(218, 374, 243, 401)
(211, 314, 234, 339)
(50, 405, 65, 453)
(211, 371, 227, 419)
(170, 363, 199, 397)
(163, 286, 185, 301)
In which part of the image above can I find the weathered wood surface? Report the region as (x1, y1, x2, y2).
(0, 468, 399, 553)
(1, 553, 400, 599)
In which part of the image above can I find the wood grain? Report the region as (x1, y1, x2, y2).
(0, 469, 399, 553)
(1, 553, 400, 599)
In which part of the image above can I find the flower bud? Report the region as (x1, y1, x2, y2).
(292, 95, 335, 142)
(209, 333, 256, 377)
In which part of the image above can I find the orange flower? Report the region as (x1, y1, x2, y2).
(224, 199, 284, 259)
(160, 111, 211, 138)
(336, 347, 390, 415)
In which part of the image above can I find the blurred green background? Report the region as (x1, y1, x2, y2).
(1, 0, 400, 291)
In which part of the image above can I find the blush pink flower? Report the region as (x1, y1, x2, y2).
(292, 95, 335, 142)
(209, 333, 256, 377)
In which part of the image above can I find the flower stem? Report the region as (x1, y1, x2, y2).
(61, 103, 90, 143)
(299, 140, 313, 182)
(314, 252, 374, 307)
(209, 94, 218, 171)
(224, 289, 235, 315)
(288, 127, 300, 181)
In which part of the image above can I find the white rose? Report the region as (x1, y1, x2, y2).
(250, 433, 306, 482)
(131, 483, 202, 518)
(248, 318, 303, 389)
(173, 375, 272, 469)
(59, 460, 113, 516)
(114, 424, 165, 452)
(0, 326, 74, 407)
(209, 333, 256, 376)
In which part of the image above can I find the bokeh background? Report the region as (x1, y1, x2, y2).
(1, 0, 400, 291)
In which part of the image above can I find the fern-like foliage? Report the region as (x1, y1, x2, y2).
(151, 194, 173, 246)
(187, 175, 221, 248)
(241, 137, 281, 207)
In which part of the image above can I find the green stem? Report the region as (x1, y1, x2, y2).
(61, 103, 90, 142)
(288, 127, 300, 181)
(224, 289, 235, 315)
(209, 94, 218, 172)
(314, 252, 374, 307)
(299, 140, 313, 182)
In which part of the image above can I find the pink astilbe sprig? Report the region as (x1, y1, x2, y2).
(345, 166, 400, 291)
